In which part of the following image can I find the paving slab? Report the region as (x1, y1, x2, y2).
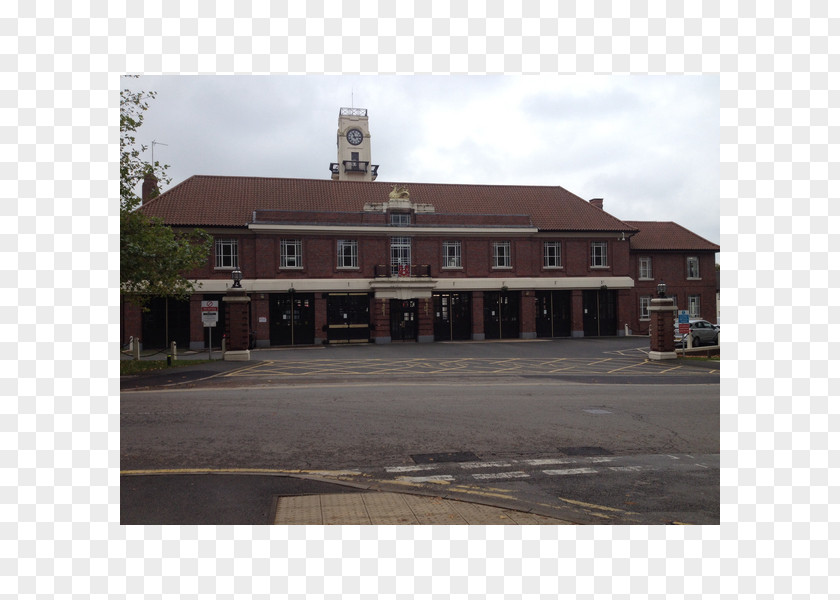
(273, 492, 573, 525)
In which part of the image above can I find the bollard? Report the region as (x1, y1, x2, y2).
(170, 340, 177, 361)
(222, 336, 226, 353)
(167, 354, 172, 366)
(133, 339, 140, 360)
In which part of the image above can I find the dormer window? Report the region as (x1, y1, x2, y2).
(390, 212, 411, 226)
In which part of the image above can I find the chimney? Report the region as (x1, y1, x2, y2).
(142, 172, 159, 204)
(589, 198, 603, 209)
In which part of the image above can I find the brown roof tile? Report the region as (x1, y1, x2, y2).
(625, 221, 719, 252)
(141, 176, 636, 232)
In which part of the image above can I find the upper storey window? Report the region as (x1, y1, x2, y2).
(337, 239, 358, 269)
(639, 257, 652, 280)
(442, 241, 462, 268)
(687, 256, 700, 279)
(590, 242, 608, 268)
(543, 242, 562, 268)
(215, 239, 238, 269)
(493, 242, 511, 268)
(280, 239, 302, 269)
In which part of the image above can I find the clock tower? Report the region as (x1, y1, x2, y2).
(330, 107, 379, 181)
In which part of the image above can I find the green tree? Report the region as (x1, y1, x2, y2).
(120, 82, 212, 306)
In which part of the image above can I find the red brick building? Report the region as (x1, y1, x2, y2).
(121, 176, 719, 350)
(121, 108, 719, 350)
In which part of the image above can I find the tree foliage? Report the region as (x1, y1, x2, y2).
(120, 82, 212, 305)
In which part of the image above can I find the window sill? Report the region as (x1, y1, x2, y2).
(542, 266, 563, 270)
(278, 267, 304, 271)
(441, 266, 463, 270)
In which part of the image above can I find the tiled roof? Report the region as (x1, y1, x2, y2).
(624, 221, 720, 252)
(141, 176, 637, 232)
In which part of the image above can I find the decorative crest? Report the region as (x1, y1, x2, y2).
(389, 185, 410, 199)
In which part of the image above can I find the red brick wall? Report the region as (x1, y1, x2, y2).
(628, 251, 718, 335)
(183, 229, 637, 282)
(124, 226, 716, 346)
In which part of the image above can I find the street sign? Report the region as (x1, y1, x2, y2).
(201, 300, 219, 327)
(677, 310, 690, 334)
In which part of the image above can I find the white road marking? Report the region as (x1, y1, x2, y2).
(607, 466, 645, 472)
(472, 471, 530, 480)
(543, 468, 598, 476)
(522, 458, 574, 466)
(458, 461, 512, 469)
(385, 464, 439, 473)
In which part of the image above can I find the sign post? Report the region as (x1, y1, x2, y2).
(201, 301, 219, 359)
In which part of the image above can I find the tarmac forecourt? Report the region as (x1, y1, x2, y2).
(121, 341, 719, 391)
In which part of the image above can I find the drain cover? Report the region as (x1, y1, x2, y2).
(558, 446, 613, 456)
(411, 452, 480, 464)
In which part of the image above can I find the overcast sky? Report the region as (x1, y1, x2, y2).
(123, 75, 719, 250)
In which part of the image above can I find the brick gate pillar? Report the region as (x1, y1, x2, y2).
(648, 297, 677, 360)
(223, 288, 251, 361)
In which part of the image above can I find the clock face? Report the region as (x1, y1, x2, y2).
(346, 129, 363, 145)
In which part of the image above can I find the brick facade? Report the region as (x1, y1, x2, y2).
(121, 179, 718, 350)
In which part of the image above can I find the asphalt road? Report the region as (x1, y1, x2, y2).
(121, 340, 719, 524)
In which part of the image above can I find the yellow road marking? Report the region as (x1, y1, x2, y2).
(120, 468, 363, 477)
(556, 495, 635, 515)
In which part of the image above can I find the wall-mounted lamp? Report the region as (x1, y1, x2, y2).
(231, 269, 242, 288)
(657, 279, 667, 298)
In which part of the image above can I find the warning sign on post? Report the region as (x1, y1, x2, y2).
(201, 301, 219, 327)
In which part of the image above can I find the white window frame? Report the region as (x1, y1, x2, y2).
(279, 239, 303, 269)
(493, 241, 511, 268)
(688, 295, 700, 318)
(337, 239, 358, 269)
(390, 213, 411, 226)
(442, 241, 462, 269)
(687, 256, 700, 279)
(640, 296, 651, 320)
(543, 241, 562, 268)
(215, 238, 238, 269)
(390, 236, 411, 275)
(590, 242, 609, 268)
(639, 256, 652, 280)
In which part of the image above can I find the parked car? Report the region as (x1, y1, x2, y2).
(674, 319, 719, 347)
